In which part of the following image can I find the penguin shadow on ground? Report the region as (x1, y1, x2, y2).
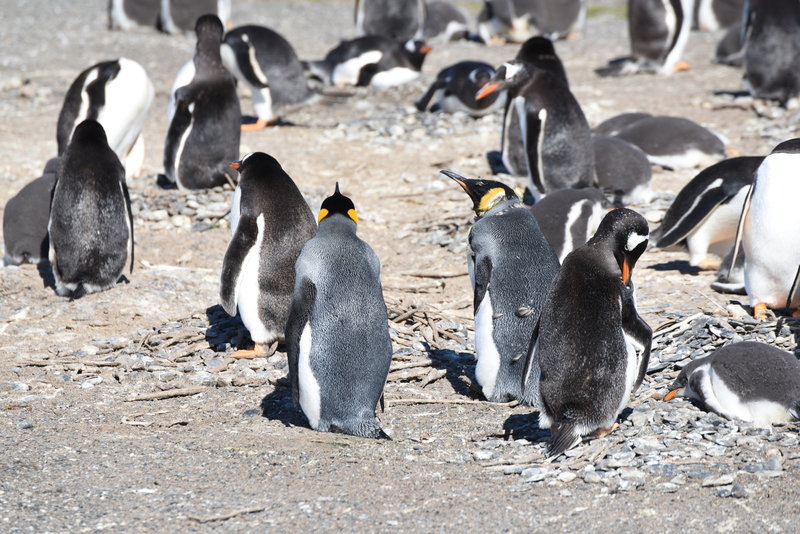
(36, 261, 56, 290)
(502, 413, 547, 443)
(423, 343, 484, 398)
(259, 381, 306, 429)
(204, 304, 247, 350)
(646, 260, 704, 276)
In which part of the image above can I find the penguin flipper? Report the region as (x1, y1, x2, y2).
(654, 183, 740, 248)
(471, 247, 492, 313)
(621, 284, 653, 391)
(219, 217, 259, 316)
(519, 318, 541, 407)
(286, 277, 317, 409)
(415, 79, 444, 112)
(521, 105, 546, 194)
(163, 87, 195, 183)
(120, 178, 135, 274)
(548, 422, 581, 457)
(728, 180, 755, 281)
(787, 264, 800, 309)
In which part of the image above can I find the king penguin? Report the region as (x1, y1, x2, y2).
(665, 342, 800, 427)
(521, 208, 652, 456)
(285, 184, 393, 439)
(444, 170, 559, 402)
(163, 14, 241, 190)
(48, 120, 133, 299)
(355, 0, 426, 43)
(56, 58, 153, 179)
(220, 152, 317, 358)
(415, 61, 506, 117)
(159, 0, 232, 34)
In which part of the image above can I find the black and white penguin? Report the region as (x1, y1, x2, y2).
(595, 0, 693, 76)
(593, 135, 654, 206)
(355, 0, 426, 43)
(415, 61, 506, 116)
(693, 0, 744, 31)
(159, 0, 231, 34)
(48, 120, 133, 299)
(444, 170, 559, 402)
(423, 0, 478, 43)
(163, 15, 241, 190)
(478, 40, 594, 198)
(732, 139, 800, 319)
(528, 187, 607, 263)
(220, 25, 315, 131)
(742, 0, 800, 106)
(220, 153, 317, 358)
(56, 58, 153, 179)
(108, 0, 159, 30)
(311, 36, 431, 89)
(3, 158, 59, 266)
(477, 0, 586, 43)
(521, 208, 652, 456)
(592, 111, 652, 136)
(665, 342, 800, 426)
(714, 22, 745, 67)
(285, 184, 393, 439)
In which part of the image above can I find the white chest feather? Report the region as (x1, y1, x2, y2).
(370, 67, 420, 89)
(168, 59, 195, 122)
(229, 186, 242, 238)
(332, 50, 383, 87)
(559, 199, 590, 262)
(474, 291, 501, 399)
(236, 214, 271, 343)
(298, 323, 322, 429)
(685, 181, 747, 265)
(96, 58, 154, 159)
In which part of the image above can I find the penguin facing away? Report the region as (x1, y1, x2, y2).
(444, 170, 559, 402)
(285, 184, 393, 439)
(48, 120, 134, 299)
(159, 0, 232, 34)
(592, 135, 654, 206)
(415, 61, 506, 117)
(355, 0, 426, 43)
(108, 0, 160, 30)
(220, 153, 317, 358)
(163, 14, 241, 190)
(665, 342, 800, 427)
(521, 208, 652, 457)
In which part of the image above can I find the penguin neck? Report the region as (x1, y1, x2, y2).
(194, 39, 226, 76)
(479, 197, 520, 218)
(318, 215, 357, 236)
(404, 50, 428, 71)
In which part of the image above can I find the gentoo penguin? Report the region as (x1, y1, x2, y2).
(444, 170, 559, 402)
(477, 41, 594, 198)
(528, 187, 607, 263)
(311, 36, 431, 89)
(742, 0, 800, 106)
(220, 25, 315, 131)
(593, 135, 654, 206)
(220, 153, 317, 358)
(3, 158, 59, 266)
(693, 0, 744, 31)
(56, 58, 153, 178)
(163, 15, 240, 190)
(415, 61, 506, 116)
(108, 0, 159, 30)
(159, 0, 231, 34)
(714, 22, 745, 67)
(613, 116, 727, 169)
(521, 208, 652, 456)
(285, 184, 392, 438)
(732, 139, 800, 319)
(665, 342, 800, 427)
(355, 0, 426, 43)
(48, 120, 133, 299)
(651, 157, 762, 274)
(477, 0, 586, 43)
(592, 111, 652, 137)
(595, 0, 693, 76)
(423, 0, 478, 43)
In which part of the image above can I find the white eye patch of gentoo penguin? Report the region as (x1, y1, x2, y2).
(693, 0, 744, 31)
(595, 0, 693, 76)
(729, 138, 800, 320)
(650, 156, 763, 293)
(741, 0, 800, 106)
(158, 0, 231, 34)
(162, 14, 240, 190)
(528, 187, 607, 263)
(415, 61, 506, 116)
(520, 208, 652, 457)
(477, 0, 587, 44)
(444, 170, 559, 402)
(664, 341, 800, 427)
(423, 0, 483, 43)
(286, 184, 393, 439)
(592, 135, 654, 207)
(309, 36, 432, 89)
(48, 120, 134, 300)
(220, 25, 316, 131)
(220, 152, 317, 359)
(477, 37, 593, 200)
(3, 158, 60, 266)
(355, 0, 426, 43)
(108, 0, 160, 31)
(56, 58, 154, 179)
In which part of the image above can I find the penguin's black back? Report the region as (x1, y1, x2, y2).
(163, 0, 220, 32)
(3, 161, 58, 265)
(516, 36, 569, 86)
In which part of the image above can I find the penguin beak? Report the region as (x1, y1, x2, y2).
(229, 161, 242, 170)
(441, 170, 471, 196)
(621, 257, 631, 284)
(475, 82, 503, 100)
(664, 388, 680, 401)
(420, 44, 432, 54)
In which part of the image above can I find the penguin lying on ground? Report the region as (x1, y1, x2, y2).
(445, 171, 559, 402)
(477, 0, 586, 43)
(286, 184, 392, 439)
(221, 153, 316, 359)
(108, 0, 159, 31)
(49, 121, 133, 299)
(592, 112, 652, 136)
(665, 342, 800, 427)
(592, 135, 654, 206)
(159, 0, 232, 34)
(415, 61, 506, 116)
(521, 208, 652, 457)
(3, 158, 60, 266)
(355, 0, 426, 43)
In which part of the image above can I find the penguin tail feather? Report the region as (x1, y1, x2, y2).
(548, 423, 582, 458)
(594, 57, 640, 78)
(330, 419, 391, 440)
(790, 401, 800, 421)
(70, 283, 87, 301)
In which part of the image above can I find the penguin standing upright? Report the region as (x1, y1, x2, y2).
(285, 185, 392, 439)
(355, 0, 426, 43)
(445, 171, 559, 402)
(163, 15, 241, 190)
(522, 208, 652, 456)
(415, 61, 506, 116)
(220, 153, 317, 358)
(528, 187, 606, 262)
(477, 0, 586, 43)
(732, 138, 800, 319)
(48, 120, 133, 299)
(56, 58, 153, 178)
(159, 0, 232, 34)
(693, 0, 743, 31)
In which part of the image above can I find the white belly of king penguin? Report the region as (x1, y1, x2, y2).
(298, 322, 322, 429)
(474, 291, 502, 398)
(235, 214, 273, 344)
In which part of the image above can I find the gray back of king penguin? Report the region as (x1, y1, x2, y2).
(355, 0, 426, 42)
(164, 14, 241, 190)
(49, 120, 133, 299)
(522, 208, 652, 456)
(286, 188, 392, 439)
(220, 153, 316, 348)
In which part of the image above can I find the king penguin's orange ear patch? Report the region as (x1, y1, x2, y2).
(347, 208, 358, 224)
(317, 208, 329, 223)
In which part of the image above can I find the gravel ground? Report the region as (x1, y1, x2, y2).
(1, 0, 799, 532)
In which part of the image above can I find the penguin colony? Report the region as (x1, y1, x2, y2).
(4, 1, 800, 459)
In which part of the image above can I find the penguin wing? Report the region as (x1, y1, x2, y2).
(621, 283, 653, 391)
(727, 179, 755, 280)
(788, 264, 800, 309)
(120, 177, 135, 273)
(163, 86, 195, 181)
(285, 276, 317, 408)
(471, 243, 493, 313)
(415, 78, 445, 111)
(219, 217, 258, 316)
(520, 103, 546, 194)
(519, 317, 541, 406)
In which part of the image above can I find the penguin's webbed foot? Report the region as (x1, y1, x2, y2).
(241, 118, 278, 132)
(697, 258, 721, 271)
(588, 423, 619, 439)
(674, 60, 691, 72)
(231, 340, 278, 359)
(753, 302, 770, 321)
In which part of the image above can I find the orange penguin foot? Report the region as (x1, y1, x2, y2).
(697, 258, 721, 271)
(588, 423, 619, 439)
(674, 60, 691, 71)
(753, 302, 770, 321)
(792, 308, 800, 318)
(241, 118, 278, 132)
(230, 341, 277, 359)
